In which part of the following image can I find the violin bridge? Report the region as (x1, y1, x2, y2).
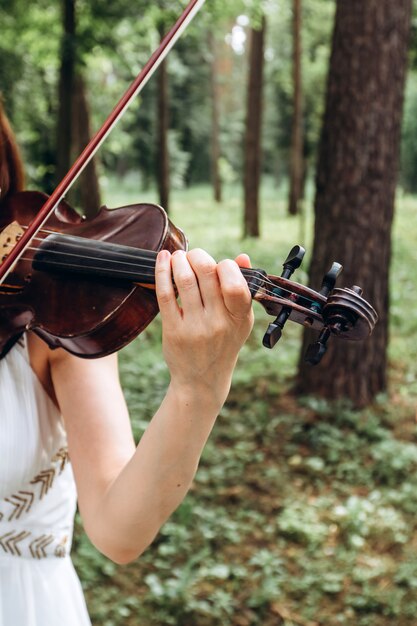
(0, 222, 26, 293)
(0, 221, 25, 264)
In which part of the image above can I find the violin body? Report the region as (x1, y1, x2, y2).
(0, 191, 187, 358)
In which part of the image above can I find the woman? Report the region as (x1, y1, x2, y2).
(0, 102, 254, 625)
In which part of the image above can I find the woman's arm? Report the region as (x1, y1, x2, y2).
(50, 248, 253, 564)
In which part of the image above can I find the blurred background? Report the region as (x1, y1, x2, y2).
(2, 0, 417, 624)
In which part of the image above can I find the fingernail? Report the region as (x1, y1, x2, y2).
(157, 250, 170, 261)
(172, 249, 185, 256)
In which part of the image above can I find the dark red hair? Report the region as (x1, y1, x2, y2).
(0, 100, 25, 201)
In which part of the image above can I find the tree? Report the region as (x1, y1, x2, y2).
(156, 47, 170, 211)
(209, 30, 222, 203)
(287, 0, 303, 216)
(243, 15, 266, 238)
(56, 0, 76, 183)
(56, 0, 101, 215)
(71, 73, 101, 218)
(297, 0, 412, 407)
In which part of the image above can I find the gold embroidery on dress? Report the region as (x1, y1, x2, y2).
(29, 534, 54, 559)
(0, 530, 31, 556)
(0, 529, 69, 559)
(54, 535, 68, 558)
(52, 447, 69, 473)
(30, 468, 56, 498)
(5, 491, 34, 520)
(0, 446, 70, 520)
(0, 447, 71, 558)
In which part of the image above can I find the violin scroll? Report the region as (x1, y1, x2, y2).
(304, 285, 379, 364)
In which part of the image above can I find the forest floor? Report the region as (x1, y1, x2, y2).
(72, 182, 417, 626)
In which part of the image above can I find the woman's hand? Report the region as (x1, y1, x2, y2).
(155, 248, 254, 409)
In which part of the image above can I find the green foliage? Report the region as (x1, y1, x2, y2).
(277, 500, 329, 547)
(0, 1, 60, 190)
(263, 0, 335, 182)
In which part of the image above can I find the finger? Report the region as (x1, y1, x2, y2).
(155, 250, 180, 324)
(217, 259, 253, 319)
(171, 249, 203, 314)
(234, 253, 252, 269)
(186, 248, 221, 311)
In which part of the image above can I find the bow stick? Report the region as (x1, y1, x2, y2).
(0, 0, 206, 285)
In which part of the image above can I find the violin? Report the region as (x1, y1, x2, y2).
(0, 190, 378, 364)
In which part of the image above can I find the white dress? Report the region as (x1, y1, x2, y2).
(0, 336, 91, 625)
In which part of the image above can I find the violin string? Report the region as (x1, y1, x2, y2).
(15, 252, 319, 307)
(18, 233, 276, 287)
(25, 234, 276, 286)
(7, 238, 315, 304)
(4, 238, 320, 306)
(16, 254, 284, 298)
(12, 242, 318, 304)
(14, 233, 291, 293)
(23, 234, 160, 262)
(22, 226, 64, 236)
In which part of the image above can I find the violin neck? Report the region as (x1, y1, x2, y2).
(33, 233, 158, 284)
(32, 233, 261, 295)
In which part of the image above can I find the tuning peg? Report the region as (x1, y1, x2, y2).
(319, 262, 343, 297)
(304, 327, 331, 365)
(262, 245, 305, 349)
(282, 245, 306, 279)
(263, 309, 288, 349)
(304, 263, 342, 364)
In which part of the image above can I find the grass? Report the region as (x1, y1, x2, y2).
(72, 180, 417, 626)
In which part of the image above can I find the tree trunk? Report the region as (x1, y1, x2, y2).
(56, 0, 76, 183)
(156, 49, 170, 212)
(288, 0, 303, 216)
(243, 16, 266, 238)
(71, 73, 101, 218)
(297, 0, 412, 407)
(209, 30, 222, 204)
